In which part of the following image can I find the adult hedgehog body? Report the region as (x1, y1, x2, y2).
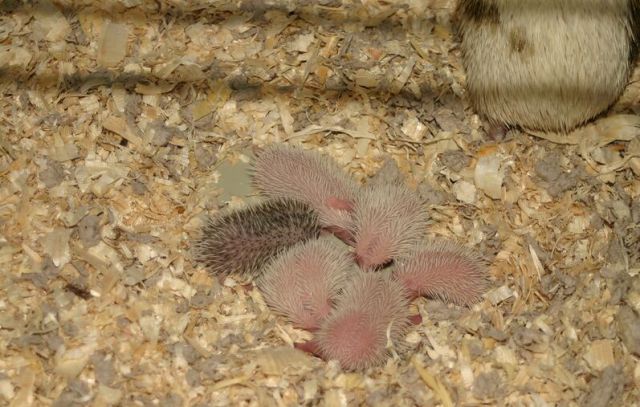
(393, 240, 488, 306)
(252, 145, 360, 235)
(313, 271, 411, 370)
(352, 184, 428, 269)
(258, 236, 353, 330)
(455, 0, 640, 132)
(193, 198, 320, 278)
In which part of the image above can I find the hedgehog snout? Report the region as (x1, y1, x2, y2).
(294, 340, 322, 357)
(408, 314, 422, 325)
(355, 239, 392, 269)
(355, 253, 391, 269)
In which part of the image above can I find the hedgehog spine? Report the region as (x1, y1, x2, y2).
(258, 236, 353, 330)
(193, 198, 320, 278)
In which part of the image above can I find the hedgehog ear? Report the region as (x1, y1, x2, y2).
(325, 196, 354, 212)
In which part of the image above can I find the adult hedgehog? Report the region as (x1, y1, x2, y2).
(455, 0, 640, 133)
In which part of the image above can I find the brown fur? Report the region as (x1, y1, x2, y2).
(455, 0, 640, 133)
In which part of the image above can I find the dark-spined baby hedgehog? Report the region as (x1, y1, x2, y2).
(193, 198, 320, 278)
(252, 145, 360, 239)
(393, 240, 488, 306)
(352, 184, 429, 269)
(258, 236, 353, 330)
(312, 271, 412, 370)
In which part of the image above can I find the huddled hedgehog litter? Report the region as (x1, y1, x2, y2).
(193, 145, 489, 370)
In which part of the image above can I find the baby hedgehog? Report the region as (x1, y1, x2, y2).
(252, 145, 360, 239)
(352, 184, 429, 269)
(393, 240, 488, 306)
(193, 198, 320, 278)
(455, 0, 640, 132)
(310, 271, 412, 370)
(258, 236, 353, 330)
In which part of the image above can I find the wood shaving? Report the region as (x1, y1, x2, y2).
(1, 0, 639, 405)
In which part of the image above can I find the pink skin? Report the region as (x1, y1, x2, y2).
(294, 313, 422, 361)
(398, 274, 423, 300)
(353, 228, 394, 269)
(321, 311, 379, 367)
(294, 340, 322, 357)
(354, 253, 366, 268)
(260, 236, 353, 332)
(393, 246, 487, 306)
(323, 196, 355, 244)
(325, 196, 354, 212)
(293, 271, 414, 368)
(354, 252, 392, 270)
(322, 226, 354, 245)
(408, 314, 422, 325)
(293, 298, 334, 331)
(355, 253, 379, 269)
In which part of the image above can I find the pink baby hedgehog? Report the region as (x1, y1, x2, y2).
(312, 271, 412, 370)
(257, 236, 353, 330)
(352, 184, 429, 269)
(393, 240, 488, 306)
(252, 145, 360, 238)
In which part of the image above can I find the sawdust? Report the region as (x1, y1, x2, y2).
(1, 0, 639, 405)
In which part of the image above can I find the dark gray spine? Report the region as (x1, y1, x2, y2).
(193, 199, 321, 278)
